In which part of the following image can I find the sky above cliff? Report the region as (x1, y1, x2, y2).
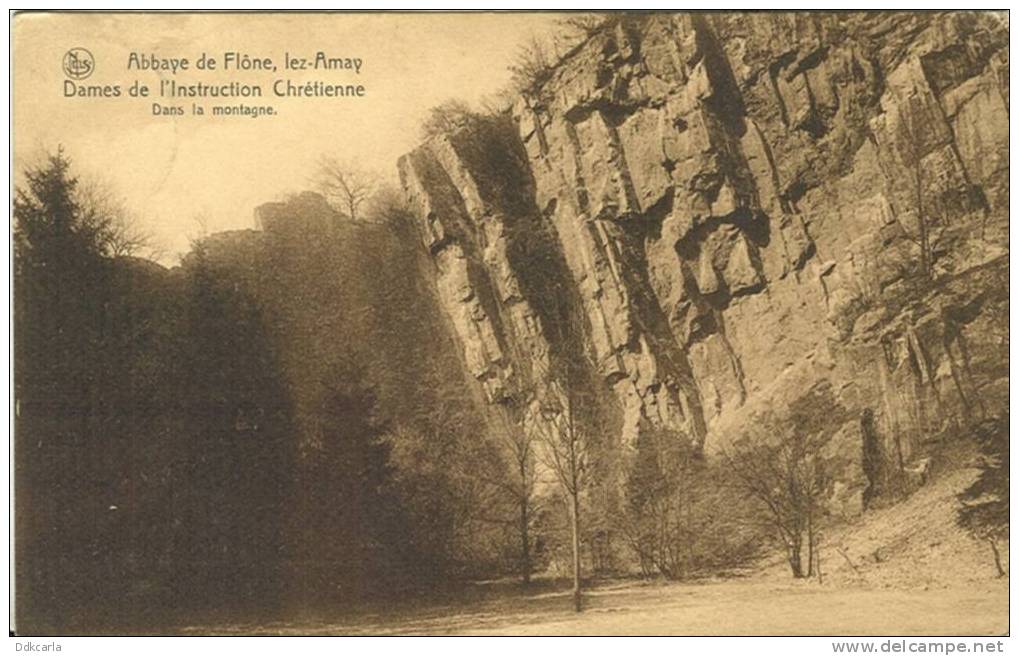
(13, 12, 564, 263)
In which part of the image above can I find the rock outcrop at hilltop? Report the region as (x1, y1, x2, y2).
(398, 12, 1009, 513)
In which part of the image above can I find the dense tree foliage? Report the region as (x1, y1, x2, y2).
(723, 384, 846, 579)
(14, 153, 301, 630)
(13, 152, 197, 626)
(621, 427, 764, 580)
(14, 156, 520, 632)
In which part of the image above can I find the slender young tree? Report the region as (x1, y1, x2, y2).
(892, 92, 945, 280)
(491, 399, 538, 584)
(531, 299, 593, 612)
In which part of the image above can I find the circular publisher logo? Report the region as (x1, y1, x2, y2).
(63, 48, 94, 80)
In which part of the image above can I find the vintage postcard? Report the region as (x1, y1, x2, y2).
(10, 10, 1009, 640)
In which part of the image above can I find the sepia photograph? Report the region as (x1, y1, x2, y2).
(9, 8, 1011, 640)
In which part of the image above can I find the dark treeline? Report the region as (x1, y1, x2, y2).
(12, 154, 505, 633)
(15, 153, 297, 630)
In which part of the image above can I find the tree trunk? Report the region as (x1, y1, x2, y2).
(988, 538, 1005, 577)
(806, 513, 815, 578)
(520, 496, 531, 585)
(816, 542, 823, 585)
(570, 491, 582, 612)
(788, 536, 804, 578)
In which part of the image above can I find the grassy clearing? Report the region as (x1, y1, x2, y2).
(183, 463, 1007, 636)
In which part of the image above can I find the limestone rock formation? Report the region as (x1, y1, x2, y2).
(399, 12, 1009, 515)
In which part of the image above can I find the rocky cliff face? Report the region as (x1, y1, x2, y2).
(399, 12, 1009, 514)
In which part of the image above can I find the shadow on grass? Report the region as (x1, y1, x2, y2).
(179, 577, 682, 636)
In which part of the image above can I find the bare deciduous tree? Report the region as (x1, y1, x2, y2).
(478, 84, 518, 116)
(532, 389, 586, 610)
(509, 34, 555, 93)
(486, 400, 539, 584)
(619, 427, 694, 579)
(892, 95, 947, 280)
(508, 15, 616, 94)
(721, 388, 836, 579)
(723, 433, 828, 578)
(315, 156, 379, 221)
(531, 305, 594, 611)
(76, 177, 156, 258)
